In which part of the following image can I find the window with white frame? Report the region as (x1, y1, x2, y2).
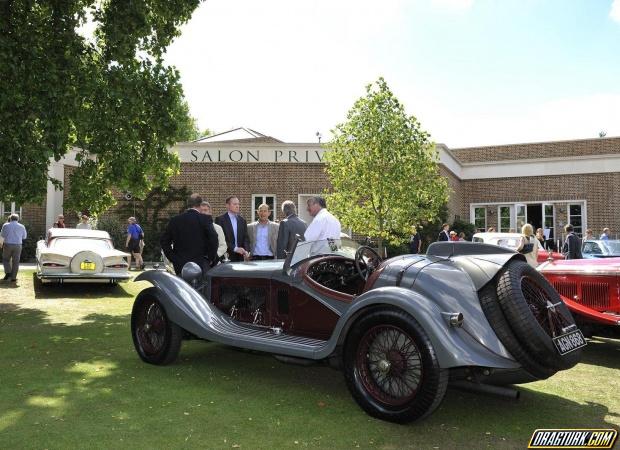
(251, 194, 276, 222)
(1, 202, 22, 219)
(568, 204, 583, 236)
(498, 206, 511, 232)
(474, 207, 486, 232)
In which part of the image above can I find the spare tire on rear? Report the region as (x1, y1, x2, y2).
(478, 282, 557, 380)
(494, 260, 582, 371)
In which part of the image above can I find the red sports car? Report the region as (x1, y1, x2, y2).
(538, 258, 620, 333)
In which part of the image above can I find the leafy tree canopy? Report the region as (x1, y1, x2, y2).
(0, 0, 202, 215)
(324, 77, 450, 253)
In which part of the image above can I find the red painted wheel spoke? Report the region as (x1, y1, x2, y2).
(356, 324, 423, 406)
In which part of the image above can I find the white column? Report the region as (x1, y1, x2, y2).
(45, 160, 65, 229)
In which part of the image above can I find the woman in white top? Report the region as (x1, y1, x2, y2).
(520, 223, 539, 267)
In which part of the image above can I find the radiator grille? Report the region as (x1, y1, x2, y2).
(552, 281, 577, 300)
(580, 282, 610, 309)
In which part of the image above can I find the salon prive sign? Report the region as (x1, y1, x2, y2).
(174, 144, 326, 163)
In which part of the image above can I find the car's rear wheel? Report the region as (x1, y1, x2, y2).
(495, 260, 582, 370)
(131, 288, 182, 365)
(343, 309, 448, 423)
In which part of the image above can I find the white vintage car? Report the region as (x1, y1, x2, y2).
(36, 228, 131, 283)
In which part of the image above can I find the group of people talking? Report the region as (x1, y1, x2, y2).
(160, 194, 341, 276)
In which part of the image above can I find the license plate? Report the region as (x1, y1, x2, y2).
(80, 261, 96, 271)
(552, 329, 587, 355)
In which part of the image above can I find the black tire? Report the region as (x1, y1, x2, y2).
(343, 309, 448, 423)
(495, 260, 582, 370)
(478, 283, 557, 380)
(131, 288, 183, 365)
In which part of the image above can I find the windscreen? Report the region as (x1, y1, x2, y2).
(50, 238, 113, 252)
(290, 238, 360, 266)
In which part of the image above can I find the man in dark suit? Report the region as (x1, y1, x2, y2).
(215, 196, 250, 262)
(161, 194, 219, 275)
(562, 223, 583, 260)
(437, 223, 450, 242)
(276, 200, 307, 258)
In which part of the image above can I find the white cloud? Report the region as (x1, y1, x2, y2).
(611, 0, 620, 23)
(430, 0, 473, 11)
(425, 93, 620, 148)
(163, 0, 619, 148)
(164, 0, 407, 141)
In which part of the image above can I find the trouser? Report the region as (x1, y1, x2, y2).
(3, 244, 22, 280)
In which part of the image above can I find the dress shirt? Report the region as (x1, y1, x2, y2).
(253, 223, 273, 256)
(1, 221, 27, 245)
(304, 208, 341, 241)
(227, 212, 238, 248)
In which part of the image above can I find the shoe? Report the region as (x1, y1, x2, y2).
(2, 274, 9, 280)
(10, 279, 16, 282)
(140, 264, 145, 270)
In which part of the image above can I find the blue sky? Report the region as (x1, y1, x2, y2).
(165, 0, 620, 147)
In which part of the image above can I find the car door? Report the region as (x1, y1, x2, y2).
(269, 279, 339, 340)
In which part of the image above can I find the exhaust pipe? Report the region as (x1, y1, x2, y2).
(451, 381, 520, 400)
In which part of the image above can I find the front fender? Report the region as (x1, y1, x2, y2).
(134, 270, 217, 340)
(326, 286, 520, 369)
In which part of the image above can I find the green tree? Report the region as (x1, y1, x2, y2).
(324, 78, 450, 255)
(0, 0, 202, 215)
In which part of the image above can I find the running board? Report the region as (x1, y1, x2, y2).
(199, 313, 329, 359)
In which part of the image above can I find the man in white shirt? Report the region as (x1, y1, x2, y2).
(1, 214, 27, 282)
(304, 196, 341, 241)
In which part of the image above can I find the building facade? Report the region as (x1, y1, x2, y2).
(10, 129, 620, 245)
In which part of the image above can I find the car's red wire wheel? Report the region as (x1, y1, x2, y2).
(520, 275, 570, 338)
(355, 324, 422, 406)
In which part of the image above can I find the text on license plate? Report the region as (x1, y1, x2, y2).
(80, 261, 96, 271)
(552, 330, 587, 355)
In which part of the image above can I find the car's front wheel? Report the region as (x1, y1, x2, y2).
(343, 309, 448, 423)
(131, 288, 183, 365)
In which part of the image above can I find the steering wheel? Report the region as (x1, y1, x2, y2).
(354, 246, 382, 281)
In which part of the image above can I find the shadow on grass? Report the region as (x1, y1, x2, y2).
(1, 303, 619, 448)
(31, 273, 134, 299)
(0, 280, 20, 290)
(580, 336, 620, 369)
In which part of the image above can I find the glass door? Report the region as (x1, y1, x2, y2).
(542, 203, 555, 244)
(515, 204, 527, 231)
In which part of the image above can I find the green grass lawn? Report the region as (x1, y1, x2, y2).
(1, 270, 619, 449)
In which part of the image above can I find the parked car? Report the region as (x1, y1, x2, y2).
(130, 238, 584, 423)
(472, 232, 564, 263)
(538, 257, 620, 333)
(582, 240, 620, 258)
(36, 228, 130, 283)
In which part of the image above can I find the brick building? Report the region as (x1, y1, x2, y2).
(7, 128, 620, 245)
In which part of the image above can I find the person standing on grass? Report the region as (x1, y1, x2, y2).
(161, 194, 219, 275)
(562, 224, 583, 260)
(437, 223, 450, 241)
(76, 214, 91, 230)
(1, 214, 27, 282)
(53, 215, 66, 228)
(126, 217, 145, 270)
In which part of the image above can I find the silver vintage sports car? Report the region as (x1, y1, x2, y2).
(131, 238, 585, 423)
(36, 228, 130, 283)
